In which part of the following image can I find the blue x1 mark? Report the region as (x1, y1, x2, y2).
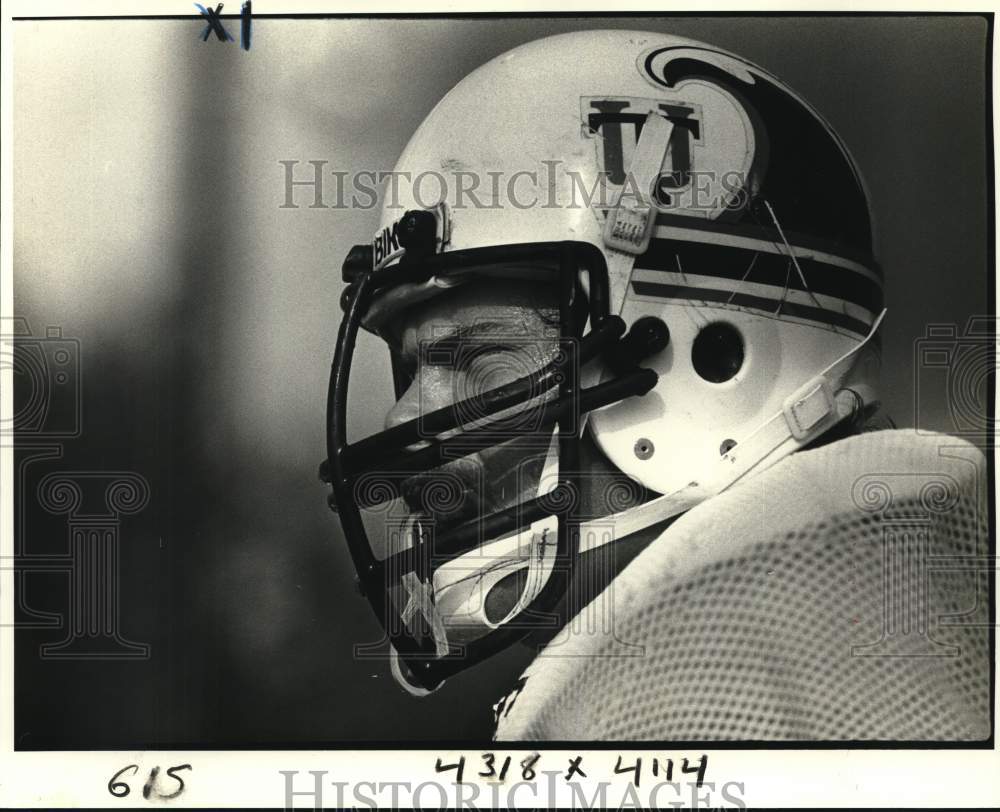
(196, 1, 252, 50)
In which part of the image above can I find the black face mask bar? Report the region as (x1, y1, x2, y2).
(324, 231, 664, 691)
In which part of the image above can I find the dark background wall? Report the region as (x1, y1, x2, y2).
(12, 14, 991, 746)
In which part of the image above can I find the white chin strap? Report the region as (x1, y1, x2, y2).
(389, 435, 561, 696)
(427, 433, 561, 631)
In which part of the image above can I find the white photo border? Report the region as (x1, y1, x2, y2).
(1, 2, 998, 808)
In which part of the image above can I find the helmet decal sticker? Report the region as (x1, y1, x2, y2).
(582, 93, 757, 222)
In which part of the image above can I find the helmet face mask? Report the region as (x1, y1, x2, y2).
(323, 30, 885, 693)
(326, 238, 662, 692)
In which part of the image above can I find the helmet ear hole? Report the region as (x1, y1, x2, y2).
(691, 322, 745, 383)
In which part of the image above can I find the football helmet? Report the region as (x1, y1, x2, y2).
(323, 30, 885, 693)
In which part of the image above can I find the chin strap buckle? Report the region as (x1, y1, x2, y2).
(782, 376, 838, 441)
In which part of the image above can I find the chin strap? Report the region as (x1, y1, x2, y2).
(429, 432, 560, 632)
(486, 432, 561, 628)
(390, 434, 561, 695)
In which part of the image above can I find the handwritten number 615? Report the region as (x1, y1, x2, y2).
(108, 764, 192, 800)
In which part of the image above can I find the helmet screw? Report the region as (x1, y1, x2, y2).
(634, 438, 655, 460)
(398, 209, 437, 258)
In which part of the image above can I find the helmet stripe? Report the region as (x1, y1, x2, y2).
(630, 280, 873, 336)
(636, 237, 883, 315)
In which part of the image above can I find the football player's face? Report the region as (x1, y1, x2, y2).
(385, 280, 559, 532)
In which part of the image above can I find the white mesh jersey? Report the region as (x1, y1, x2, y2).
(493, 430, 993, 741)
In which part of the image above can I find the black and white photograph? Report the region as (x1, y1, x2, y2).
(1, 3, 998, 808)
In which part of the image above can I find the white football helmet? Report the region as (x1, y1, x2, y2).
(323, 30, 885, 693)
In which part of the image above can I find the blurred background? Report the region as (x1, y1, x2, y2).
(12, 14, 991, 747)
